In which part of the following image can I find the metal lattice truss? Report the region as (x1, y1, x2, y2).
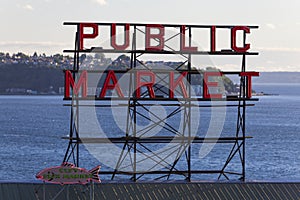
(62, 22, 258, 181)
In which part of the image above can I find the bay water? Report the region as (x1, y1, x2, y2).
(0, 83, 299, 181)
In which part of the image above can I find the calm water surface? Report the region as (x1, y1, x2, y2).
(0, 83, 299, 181)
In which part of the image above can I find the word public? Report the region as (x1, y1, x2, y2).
(76, 23, 254, 53)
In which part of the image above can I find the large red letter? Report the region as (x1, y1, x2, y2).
(231, 26, 251, 53)
(65, 70, 87, 98)
(239, 72, 259, 98)
(203, 72, 223, 99)
(79, 23, 99, 50)
(111, 23, 130, 50)
(169, 72, 188, 98)
(211, 26, 216, 52)
(180, 25, 197, 52)
(100, 71, 124, 98)
(136, 71, 155, 98)
(145, 24, 165, 51)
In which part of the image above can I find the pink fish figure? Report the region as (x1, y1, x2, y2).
(36, 162, 101, 185)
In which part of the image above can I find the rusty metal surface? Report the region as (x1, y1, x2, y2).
(1, 182, 299, 200)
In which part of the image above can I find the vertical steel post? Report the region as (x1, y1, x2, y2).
(75, 26, 80, 167)
(63, 28, 81, 166)
(132, 25, 137, 181)
(241, 29, 248, 181)
(187, 26, 192, 181)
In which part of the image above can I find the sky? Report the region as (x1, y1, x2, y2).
(1, 0, 300, 71)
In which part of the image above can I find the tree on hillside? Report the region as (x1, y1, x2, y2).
(94, 53, 105, 61)
(53, 54, 63, 63)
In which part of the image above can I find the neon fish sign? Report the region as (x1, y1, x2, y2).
(36, 162, 101, 185)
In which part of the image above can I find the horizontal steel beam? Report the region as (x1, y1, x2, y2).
(64, 49, 258, 55)
(63, 22, 259, 29)
(62, 136, 252, 144)
(63, 97, 259, 101)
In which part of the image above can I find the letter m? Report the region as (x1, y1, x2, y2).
(64, 70, 87, 98)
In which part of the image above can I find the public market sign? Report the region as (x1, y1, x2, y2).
(63, 22, 259, 100)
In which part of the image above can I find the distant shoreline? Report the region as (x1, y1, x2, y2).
(252, 92, 279, 96)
